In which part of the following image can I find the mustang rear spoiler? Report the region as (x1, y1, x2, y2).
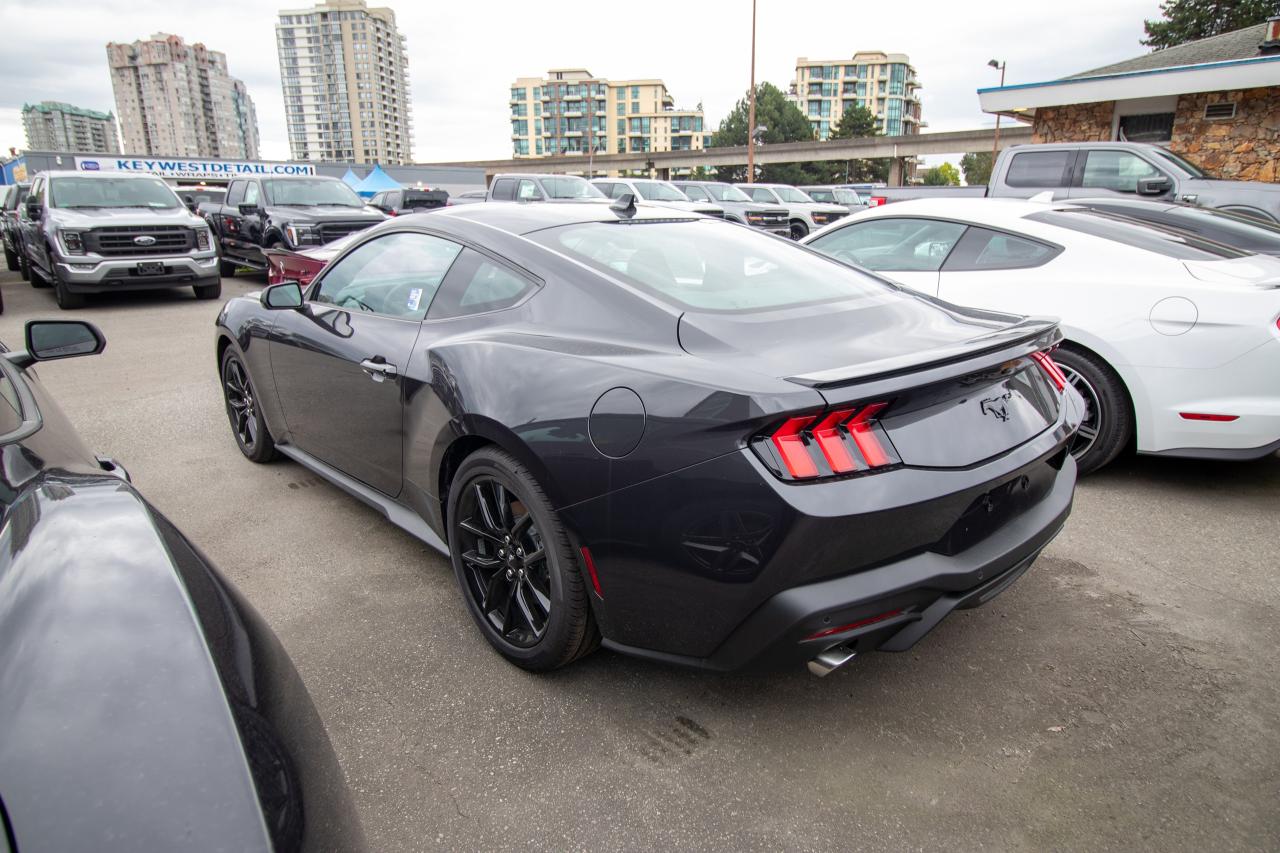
(788, 318, 1062, 389)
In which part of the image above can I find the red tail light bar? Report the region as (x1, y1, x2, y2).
(758, 402, 899, 481)
(1030, 350, 1067, 391)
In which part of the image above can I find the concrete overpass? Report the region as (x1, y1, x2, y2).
(430, 125, 1034, 185)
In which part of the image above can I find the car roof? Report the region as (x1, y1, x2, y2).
(428, 197, 697, 235)
(33, 170, 166, 179)
(493, 173, 589, 180)
(855, 197, 1074, 224)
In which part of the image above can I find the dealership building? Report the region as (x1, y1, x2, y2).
(0, 151, 485, 196)
(979, 19, 1280, 182)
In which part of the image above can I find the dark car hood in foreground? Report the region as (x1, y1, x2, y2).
(677, 292, 1051, 385)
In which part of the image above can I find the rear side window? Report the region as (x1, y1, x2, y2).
(806, 189, 836, 203)
(490, 179, 515, 201)
(943, 226, 1060, 271)
(1026, 209, 1248, 259)
(1005, 151, 1073, 188)
(747, 188, 776, 203)
(681, 185, 710, 202)
(531, 219, 901, 312)
(807, 217, 967, 272)
(430, 249, 537, 319)
(517, 179, 541, 201)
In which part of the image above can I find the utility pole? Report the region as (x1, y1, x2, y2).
(988, 59, 1006, 162)
(746, 0, 757, 183)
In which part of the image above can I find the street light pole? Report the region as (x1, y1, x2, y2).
(988, 59, 1006, 162)
(746, 0, 757, 184)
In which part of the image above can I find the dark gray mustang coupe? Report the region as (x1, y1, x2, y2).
(216, 198, 1083, 676)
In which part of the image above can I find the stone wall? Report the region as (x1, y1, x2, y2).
(1170, 87, 1280, 182)
(1032, 102, 1115, 143)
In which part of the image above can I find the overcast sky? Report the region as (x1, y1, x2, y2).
(0, 0, 1162, 166)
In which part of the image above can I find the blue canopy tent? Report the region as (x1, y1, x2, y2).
(340, 168, 362, 190)
(354, 165, 400, 198)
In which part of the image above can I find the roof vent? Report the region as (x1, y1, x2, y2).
(1203, 102, 1236, 120)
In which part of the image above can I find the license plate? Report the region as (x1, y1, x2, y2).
(136, 262, 165, 276)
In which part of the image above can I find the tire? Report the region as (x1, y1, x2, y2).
(50, 262, 85, 310)
(1054, 346, 1132, 475)
(447, 447, 599, 671)
(4, 245, 16, 272)
(219, 258, 239, 278)
(194, 279, 223, 300)
(220, 347, 278, 463)
(19, 250, 33, 284)
(789, 220, 809, 241)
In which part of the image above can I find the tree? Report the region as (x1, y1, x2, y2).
(921, 163, 960, 186)
(828, 105, 890, 184)
(1142, 0, 1272, 49)
(710, 83, 818, 183)
(960, 151, 994, 186)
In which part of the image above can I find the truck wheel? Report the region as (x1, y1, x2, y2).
(219, 259, 238, 277)
(789, 220, 809, 240)
(4, 245, 16, 271)
(51, 265, 85, 310)
(194, 280, 223, 300)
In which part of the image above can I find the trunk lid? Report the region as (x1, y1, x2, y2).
(679, 299, 1064, 468)
(1183, 255, 1280, 288)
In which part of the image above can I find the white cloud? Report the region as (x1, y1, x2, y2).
(0, 0, 1163, 164)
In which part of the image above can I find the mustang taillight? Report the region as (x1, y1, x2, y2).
(758, 402, 899, 481)
(1031, 350, 1067, 391)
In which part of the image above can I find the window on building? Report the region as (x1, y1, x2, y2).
(1117, 113, 1175, 143)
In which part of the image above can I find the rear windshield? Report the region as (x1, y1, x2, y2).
(1026, 209, 1248, 260)
(541, 177, 605, 200)
(263, 178, 363, 207)
(404, 190, 448, 208)
(774, 186, 814, 203)
(530, 219, 900, 312)
(805, 188, 836, 203)
(49, 176, 179, 209)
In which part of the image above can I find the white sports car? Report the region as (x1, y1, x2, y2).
(803, 198, 1280, 473)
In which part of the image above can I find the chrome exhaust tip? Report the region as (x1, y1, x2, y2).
(807, 644, 858, 677)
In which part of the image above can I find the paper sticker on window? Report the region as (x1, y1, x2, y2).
(407, 287, 423, 311)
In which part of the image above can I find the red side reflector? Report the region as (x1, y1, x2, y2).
(806, 609, 903, 640)
(1179, 412, 1239, 422)
(579, 546, 603, 598)
(811, 408, 857, 473)
(1031, 351, 1067, 391)
(846, 403, 891, 468)
(771, 415, 819, 479)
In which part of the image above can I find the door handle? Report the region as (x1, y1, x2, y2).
(359, 358, 398, 382)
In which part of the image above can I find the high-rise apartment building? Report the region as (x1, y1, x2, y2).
(22, 101, 122, 153)
(276, 0, 413, 164)
(107, 33, 259, 158)
(510, 69, 705, 164)
(788, 52, 922, 140)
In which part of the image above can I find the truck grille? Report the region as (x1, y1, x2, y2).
(748, 212, 788, 227)
(318, 221, 377, 244)
(87, 225, 193, 257)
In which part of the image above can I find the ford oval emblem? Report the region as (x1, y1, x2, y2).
(134, 235, 157, 246)
(80, 160, 100, 171)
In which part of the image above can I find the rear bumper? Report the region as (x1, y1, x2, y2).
(57, 254, 220, 291)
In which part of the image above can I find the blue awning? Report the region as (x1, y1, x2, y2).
(354, 164, 401, 197)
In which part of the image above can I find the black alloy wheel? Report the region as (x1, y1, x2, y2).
(49, 258, 85, 310)
(221, 348, 278, 463)
(447, 447, 598, 670)
(1053, 347, 1131, 475)
(790, 220, 809, 241)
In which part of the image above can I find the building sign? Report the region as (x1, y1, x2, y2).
(74, 156, 316, 180)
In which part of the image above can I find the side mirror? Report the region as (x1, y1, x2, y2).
(1137, 176, 1172, 196)
(24, 320, 106, 363)
(25, 198, 41, 219)
(238, 203, 261, 216)
(262, 281, 303, 310)
(183, 196, 197, 212)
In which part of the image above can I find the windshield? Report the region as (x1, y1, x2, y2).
(531, 219, 900, 312)
(835, 189, 863, 205)
(49, 176, 179, 209)
(634, 181, 689, 202)
(702, 184, 752, 203)
(775, 186, 815, 203)
(541, 176, 605, 200)
(1151, 148, 1207, 179)
(805, 189, 836, 203)
(263, 178, 364, 207)
(1028, 209, 1247, 260)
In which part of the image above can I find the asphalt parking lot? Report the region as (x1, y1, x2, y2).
(2, 269, 1277, 852)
